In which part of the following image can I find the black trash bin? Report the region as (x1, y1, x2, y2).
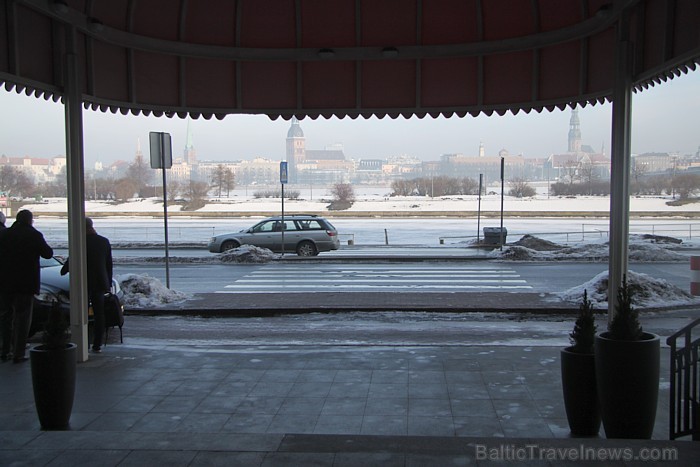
(483, 227, 507, 245)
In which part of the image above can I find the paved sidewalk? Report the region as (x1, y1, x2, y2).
(136, 291, 575, 316)
(2, 280, 699, 466)
(2, 340, 699, 466)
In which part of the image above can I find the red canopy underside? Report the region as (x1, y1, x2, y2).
(0, 0, 698, 120)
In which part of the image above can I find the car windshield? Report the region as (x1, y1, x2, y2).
(40, 257, 62, 268)
(251, 221, 278, 233)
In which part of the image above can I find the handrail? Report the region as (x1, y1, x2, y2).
(667, 318, 700, 342)
(666, 318, 700, 441)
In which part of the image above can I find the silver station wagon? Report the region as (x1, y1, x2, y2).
(208, 215, 340, 256)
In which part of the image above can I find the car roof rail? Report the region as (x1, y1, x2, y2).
(273, 214, 319, 219)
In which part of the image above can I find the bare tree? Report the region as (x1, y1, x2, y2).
(183, 180, 210, 210)
(631, 160, 649, 184)
(560, 160, 579, 186)
(223, 167, 235, 196)
(508, 178, 536, 198)
(0, 165, 19, 193)
(94, 176, 116, 200)
(414, 178, 431, 196)
(460, 177, 479, 195)
(126, 154, 152, 197)
(431, 175, 452, 197)
(329, 183, 355, 210)
(0, 165, 35, 197)
(331, 183, 355, 203)
(391, 179, 414, 196)
(210, 164, 226, 197)
(672, 173, 700, 200)
(391, 176, 480, 196)
(646, 175, 671, 196)
(166, 180, 182, 202)
(114, 178, 137, 202)
(577, 161, 599, 195)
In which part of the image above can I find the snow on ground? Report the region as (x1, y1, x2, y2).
(491, 234, 699, 308)
(29, 193, 694, 310)
(489, 234, 690, 262)
(218, 245, 276, 263)
(115, 233, 698, 309)
(116, 245, 277, 265)
(22, 193, 700, 214)
(117, 273, 190, 308)
(555, 270, 697, 309)
(114, 235, 699, 309)
(116, 246, 274, 307)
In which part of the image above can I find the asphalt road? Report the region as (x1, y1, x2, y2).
(113, 261, 694, 295)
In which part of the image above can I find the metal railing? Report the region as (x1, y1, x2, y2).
(667, 317, 700, 441)
(439, 230, 606, 245)
(338, 233, 355, 245)
(439, 223, 698, 246)
(39, 222, 698, 247)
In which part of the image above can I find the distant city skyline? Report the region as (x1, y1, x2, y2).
(0, 70, 698, 168)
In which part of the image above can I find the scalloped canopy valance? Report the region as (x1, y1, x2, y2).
(1, 0, 698, 120)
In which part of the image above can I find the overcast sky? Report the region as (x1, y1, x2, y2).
(1, 70, 698, 168)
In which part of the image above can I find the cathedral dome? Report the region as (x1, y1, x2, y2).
(287, 118, 304, 138)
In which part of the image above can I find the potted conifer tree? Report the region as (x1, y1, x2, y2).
(594, 275, 660, 439)
(29, 302, 77, 430)
(561, 290, 600, 436)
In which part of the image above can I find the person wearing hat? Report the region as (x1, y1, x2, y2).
(60, 217, 113, 353)
(0, 210, 54, 363)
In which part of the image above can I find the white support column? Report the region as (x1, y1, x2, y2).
(64, 26, 89, 362)
(607, 17, 633, 325)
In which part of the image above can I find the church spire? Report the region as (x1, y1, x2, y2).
(286, 117, 305, 183)
(183, 118, 196, 164)
(568, 108, 582, 153)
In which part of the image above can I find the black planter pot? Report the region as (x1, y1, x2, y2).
(594, 332, 660, 439)
(29, 343, 77, 430)
(560, 347, 600, 436)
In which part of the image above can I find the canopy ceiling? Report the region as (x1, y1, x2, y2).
(1, 0, 698, 120)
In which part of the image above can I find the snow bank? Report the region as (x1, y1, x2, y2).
(118, 273, 190, 308)
(493, 234, 698, 309)
(218, 245, 276, 263)
(489, 234, 689, 262)
(556, 270, 698, 309)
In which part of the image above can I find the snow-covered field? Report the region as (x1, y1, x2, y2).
(22, 189, 700, 214)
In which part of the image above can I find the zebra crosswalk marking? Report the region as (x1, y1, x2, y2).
(216, 265, 532, 293)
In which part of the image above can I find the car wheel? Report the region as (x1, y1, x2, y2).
(296, 241, 317, 256)
(221, 240, 240, 252)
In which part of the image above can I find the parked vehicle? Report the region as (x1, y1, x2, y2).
(208, 215, 340, 256)
(30, 257, 123, 336)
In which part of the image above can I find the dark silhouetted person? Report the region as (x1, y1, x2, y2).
(61, 217, 113, 353)
(0, 210, 53, 363)
(0, 211, 10, 361)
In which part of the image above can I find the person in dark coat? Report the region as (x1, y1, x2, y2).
(0, 211, 10, 361)
(0, 210, 54, 363)
(61, 217, 113, 353)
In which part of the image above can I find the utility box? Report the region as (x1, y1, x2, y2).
(483, 227, 507, 245)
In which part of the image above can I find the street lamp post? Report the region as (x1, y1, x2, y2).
(500, 157, 505, 250)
